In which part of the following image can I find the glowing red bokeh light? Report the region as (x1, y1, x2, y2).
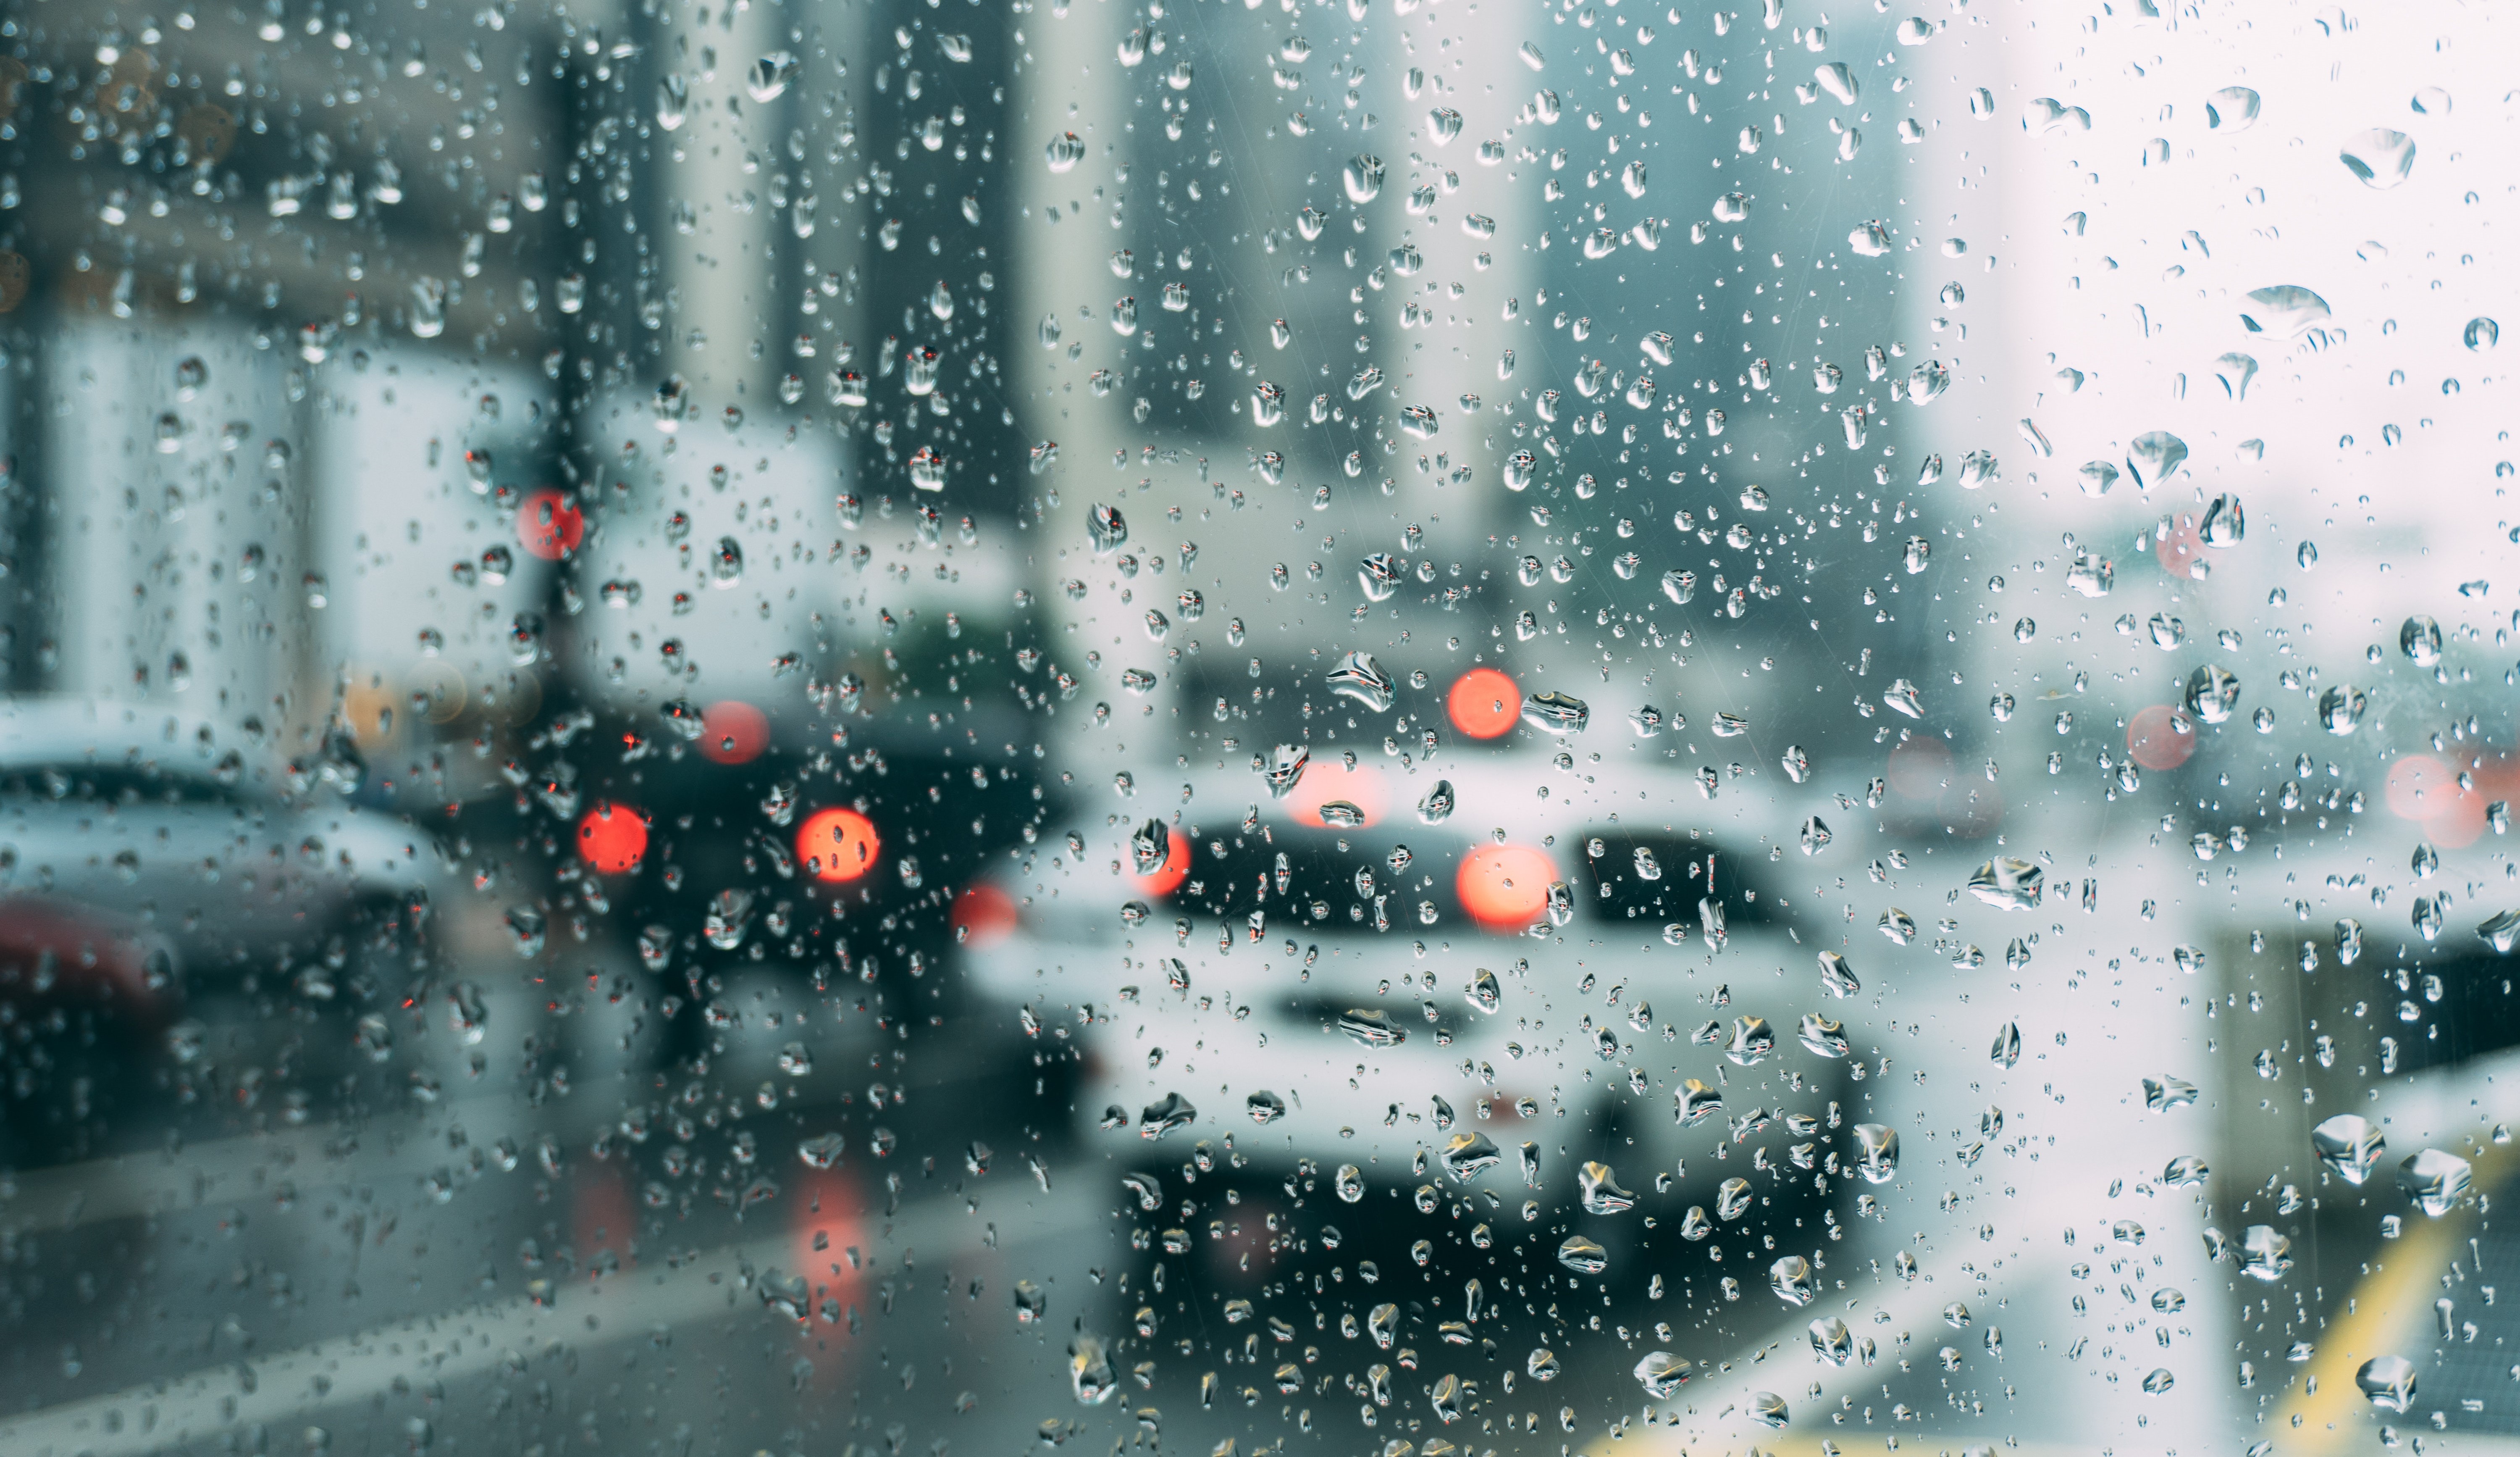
(1448, 667, 1520, 739)
(1457, 843, 1557, 931)
(576, 802, 650, 873)
(1136, 827, 1191, 897)
(517, 489, 585, 560)
(700, 700, 770, 764)
(952, 883, 1021, 946)
(798, 807, 882, 882)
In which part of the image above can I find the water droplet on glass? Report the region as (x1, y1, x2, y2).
(1521, 690, 1589, 734)
(1264, 743, 1309, 799)
(1343, 155, 1385, 203)
(1809, 1317, 1855, 1365)
(1633, 1352, 1691, 1398)
(1441, 1132, 1501, 1180)
(1851, 1124, 1899, 1182)
(2397, 1148, 2473, 1216)
(2339, 128, 2416, 188)
(1967, 857, 2045, 910)
(2206, 86, 2260, 129)
(1557, 1236, 1608, 1275)
(2184, 664, 2242, 724)
(2126, 431, 2188, 490)
(1336, 1007, 1406, 1047)
(1358, 1301, 1400, 1350)
(1089, 502, 1129, 554)
(1991, 1021, 2022, 1067)
(1724, 1015, 1774, 1065)
(2400, 614, 2443, 665)
(1326, 650, 1395, 711)
(2312, 1115, 2385, 1184)
(2357, 1355, 2417, 1413)
(1798, 1013, 1850, 1058)
(1069, 1336, 1117, 1405)
(2240, 285, 2333, 338)
(798, 1131, 846, 1169)
(746, 52, 800, 103)
(1578, 1161, 1635, 1214)
(1137, 1092, 1197, 1140)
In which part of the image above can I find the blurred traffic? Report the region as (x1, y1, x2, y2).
(2, 2, 2517, 1457)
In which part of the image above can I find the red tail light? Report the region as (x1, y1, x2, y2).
(798, 807, 882, 882)
(576, 802, 651, 873)
(1137, 828, 1191, 897)
(952, 883, 1020, 945)
(0, 899, 167, 1013)
(517, 488, 585, 560)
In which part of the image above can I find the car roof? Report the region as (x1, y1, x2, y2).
(1083, 752, 1809, 846)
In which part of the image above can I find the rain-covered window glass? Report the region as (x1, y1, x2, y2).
(0, 1, 2515, 1455)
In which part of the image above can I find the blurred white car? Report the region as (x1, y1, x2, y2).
(963, 749, 1858, 1210)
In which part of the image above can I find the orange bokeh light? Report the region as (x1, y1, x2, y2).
(517, 488, 585, 560)
(701, 700, 770, 764)
(2388, 755, 2487, 849)
(1448, 667, 1521, 739)
(576, 802, 651, 873)
(798, 807, 882, 882)
(1457, 843, 1557, 931)
(2154, 519, 2208, 580)
(1286, 760, 1390, 828)
(2126, 704, 2197, 771)
(952, 883, 1020, 946)
(1136, 828, 1191, 897)
(788, 1168, 865, 1331)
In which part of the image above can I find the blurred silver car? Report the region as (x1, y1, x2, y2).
(0, 699, 451, 1146)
